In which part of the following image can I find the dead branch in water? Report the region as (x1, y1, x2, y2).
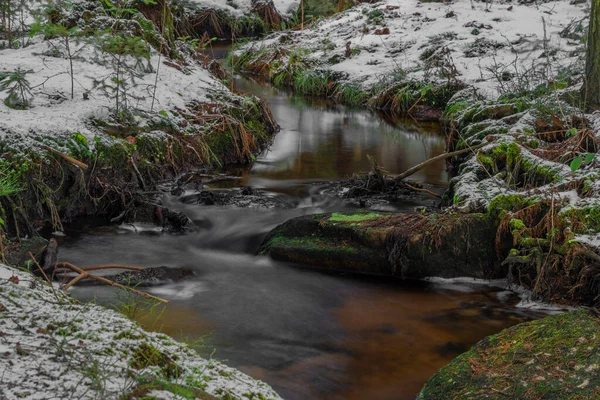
(393, 141, 488, 182)
(56, 262, 169, 304)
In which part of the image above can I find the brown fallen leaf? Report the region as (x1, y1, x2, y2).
(8, 276, 19, 285)
(0, 303, 6, 312)
(551, 114, 564, 130)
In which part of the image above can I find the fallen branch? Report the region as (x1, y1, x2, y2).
(404, 183, 441, 198)
(42, 145, 88, 170)
(394, 141, 488, 182)
(56, 262, 169, 304)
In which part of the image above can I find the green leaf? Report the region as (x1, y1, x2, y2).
(585, 153, 595, 163)
(570, 156, 583, 173)
(0, 217, 4, 227)
(159, 110, 168, 118)
(566, 128, 578, 137)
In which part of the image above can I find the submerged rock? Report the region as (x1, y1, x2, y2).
(419, 309, 600, 399)
(79, 266, 195, 287)
(179, 188, 291, 209)
(319, 174, 443, 209)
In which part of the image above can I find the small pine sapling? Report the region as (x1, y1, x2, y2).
(0, 67, 33, 109)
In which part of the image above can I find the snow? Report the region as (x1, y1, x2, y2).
(0, 263, 282, 400)
(0, 37, 241, 154)
(237, 0, 589, 98)
(425, 276, 572, 312)
(183, 0, 299, 17)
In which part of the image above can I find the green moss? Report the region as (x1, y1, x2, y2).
(443, 99, 469, 120)
(262, 235, 356, 254)
(476, 153, 493, 170)
(419, 309, 600, 399)
(130, 379, 217, 400)
(329, 212, 382, 222)
(561, 206, 600, 233)
(114, 330, 144, 340)
(129, 342, 180, 379)
(487, 194, 534, 220)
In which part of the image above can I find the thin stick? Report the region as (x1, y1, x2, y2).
(404, 183, 441, 199)
(301, 0, 304, 30)
(28, 252, 52, 285)
(394, 141, 488, 182)
(63, 273, 87, 291)
(79, 265, 144, 272)
(53, 265, 145, 275)
(57, 262, 169, 304)
(28, 252, 62, 303)
(42, 145, 88, 170)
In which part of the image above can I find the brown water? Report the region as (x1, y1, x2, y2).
(62, 75, 550, 399)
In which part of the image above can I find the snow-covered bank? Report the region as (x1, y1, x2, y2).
(0, 1, 277, 234)
(0, 38, 235, 150)
(183, 0, 300, 18)
(234, 0, 589, 98)
(0, 264, 281, 400)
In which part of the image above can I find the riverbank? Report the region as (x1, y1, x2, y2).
(0, 0, 278, 237)
(0, 263, 281, 400)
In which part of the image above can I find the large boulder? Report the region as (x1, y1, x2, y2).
(260, 211, 504, 279)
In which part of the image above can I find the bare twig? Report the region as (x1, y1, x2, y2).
(394, 141, 488, 182)
(56, 262, 169, 304)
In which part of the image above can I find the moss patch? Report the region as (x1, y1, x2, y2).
(328, 212, 382, 223)
(419, 309, 600, 399)
(129, 342, 181, 379)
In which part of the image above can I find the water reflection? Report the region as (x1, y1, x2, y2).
(233, 77, 448, 192)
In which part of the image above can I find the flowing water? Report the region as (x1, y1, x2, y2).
(60, 74, 552, 399)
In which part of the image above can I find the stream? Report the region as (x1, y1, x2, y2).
(59, 74, 550, 399)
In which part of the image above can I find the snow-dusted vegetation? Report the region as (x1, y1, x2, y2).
(3, 0, 600, 398)
(0, 264, 281, 399)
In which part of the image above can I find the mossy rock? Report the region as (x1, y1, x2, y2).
(260, 211, 503, 279)
(419, 309, 600, 399)
(260, 211, 392, 274)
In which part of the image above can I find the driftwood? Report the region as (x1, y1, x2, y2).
(393, 141, 488, 182)
(55, 262, 169, 304)
(54, 265, 144, 273)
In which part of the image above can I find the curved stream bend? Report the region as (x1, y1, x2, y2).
(63, 76, 549, 400)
